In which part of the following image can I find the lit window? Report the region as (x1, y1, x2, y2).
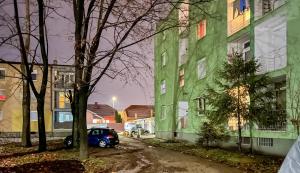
(197, 58, 206, 79)
(30, 111, 38, 121)
(55, 111, 73, 123)
(162, 52, 167, 67)
(0, 68, 5, 80)
(196, 97, 206, 115)
(0, 89, 6, 101)
(55, 91, 70, 109)
(31, 70, 37, 81)
(179, 69, 184, 87)
(197, 20, 206, 39)
(161, 80, 166, 94)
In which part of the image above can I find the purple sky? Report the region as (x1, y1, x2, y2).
(0, 1, 154, 110)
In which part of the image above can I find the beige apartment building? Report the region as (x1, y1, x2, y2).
(0, 61, 74, 136)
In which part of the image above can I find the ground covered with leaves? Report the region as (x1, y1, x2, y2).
(141, 138, 284, 173)
(0, 140, 111, 173)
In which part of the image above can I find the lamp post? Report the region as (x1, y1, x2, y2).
(112, 96, 117, 108)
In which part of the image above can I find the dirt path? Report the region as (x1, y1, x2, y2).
(94, 136, 242, 173)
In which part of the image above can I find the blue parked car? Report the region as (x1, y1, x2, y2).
(64, 128, 119, 148)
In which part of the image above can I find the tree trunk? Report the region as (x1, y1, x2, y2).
(297, 124, 300, 137)
(21, 80, 31, 147)
(249, 121, 253, 154)
(37, 97, 47, 152)
(78, 88, 88, 159)
(237, 85, 242, 152)
(21, 0, 31, 147)
(72, 89, 79, 148)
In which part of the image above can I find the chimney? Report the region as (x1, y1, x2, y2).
(53, 59, 58, 65)
(95, 102, 98, 105)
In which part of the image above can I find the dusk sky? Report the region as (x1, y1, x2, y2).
(0, 1, 154, 110)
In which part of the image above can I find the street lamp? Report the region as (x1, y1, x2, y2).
(112, 96, 117, 108)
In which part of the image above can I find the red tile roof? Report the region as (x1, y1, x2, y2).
(124, 105, 154, 119)
(87, 103, 117, 117)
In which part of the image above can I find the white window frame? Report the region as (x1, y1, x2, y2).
(162, 52, 167, 67)
(0, 68, 5, 80)
(242, 40, 250, 61)
(162, 30, 166, 40)
(161, 105, 167, 120)
(196, 97, 206, 115)
(161, 80, 166, 94)
(257, 138, 273, 147)
(30, 111, 38, 121)
(197, 58, 206, 79)
(179, 38, 188, 66)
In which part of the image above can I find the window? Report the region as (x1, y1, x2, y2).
(0, 89, 6, 101)
(257, 138, 273, 147)
(233, 0, 250, 19)
(31, 70, 37, 81)
(162, 30, 166, 40)
(55, 111, 73, 123)
(161, 105, 167, 120)
(0, 111, 3, 121)
(161, 80, 166, 94)
(179, 69, 184, 87)
(197, 58, 206, 79)
(196, 97, 206, 115)
(55, 91, 71, 109)
(197, 20, 206, 39)
(0, 68, 5, 80)
(162, 52, 167, 67)
(178, 0, 189, 34)
(243, 41, 251, 61)
(179, 38, 188, 65)
(54, 71, 75, 88)
(30, 111, 38, 121)
(242, 137, 250, 145)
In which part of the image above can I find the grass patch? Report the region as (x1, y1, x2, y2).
(142, 138, 283, 173)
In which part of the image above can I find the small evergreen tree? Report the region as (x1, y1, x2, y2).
(197, 121, 229, 149)
(115, 112, 122, 123)
(206, 53, 275, 152)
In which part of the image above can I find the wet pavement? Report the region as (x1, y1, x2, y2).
(95, 136, 242, 173)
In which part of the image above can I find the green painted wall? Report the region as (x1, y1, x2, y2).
(155, 0, 300, 154)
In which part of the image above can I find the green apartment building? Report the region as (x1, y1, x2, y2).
(154, 0, 300, 156)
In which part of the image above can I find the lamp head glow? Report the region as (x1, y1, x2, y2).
(112, 96, 117, 101)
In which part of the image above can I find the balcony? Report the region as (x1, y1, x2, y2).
(257, 110, 287, 131)
(227, 0, 250, 36)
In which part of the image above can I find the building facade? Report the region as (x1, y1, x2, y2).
(154, 0, 300, 156)
(0, 61, 74, 136)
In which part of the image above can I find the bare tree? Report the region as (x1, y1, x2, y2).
(21, 0, 32, 147)
(70, 0, 214, 159)
(12, 0, 49, 151)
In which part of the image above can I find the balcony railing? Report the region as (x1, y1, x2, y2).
(257, 110, 287, 131)
(228, 10, 250, 36)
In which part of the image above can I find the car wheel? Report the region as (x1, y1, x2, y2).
(98, 140, 107, 148)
